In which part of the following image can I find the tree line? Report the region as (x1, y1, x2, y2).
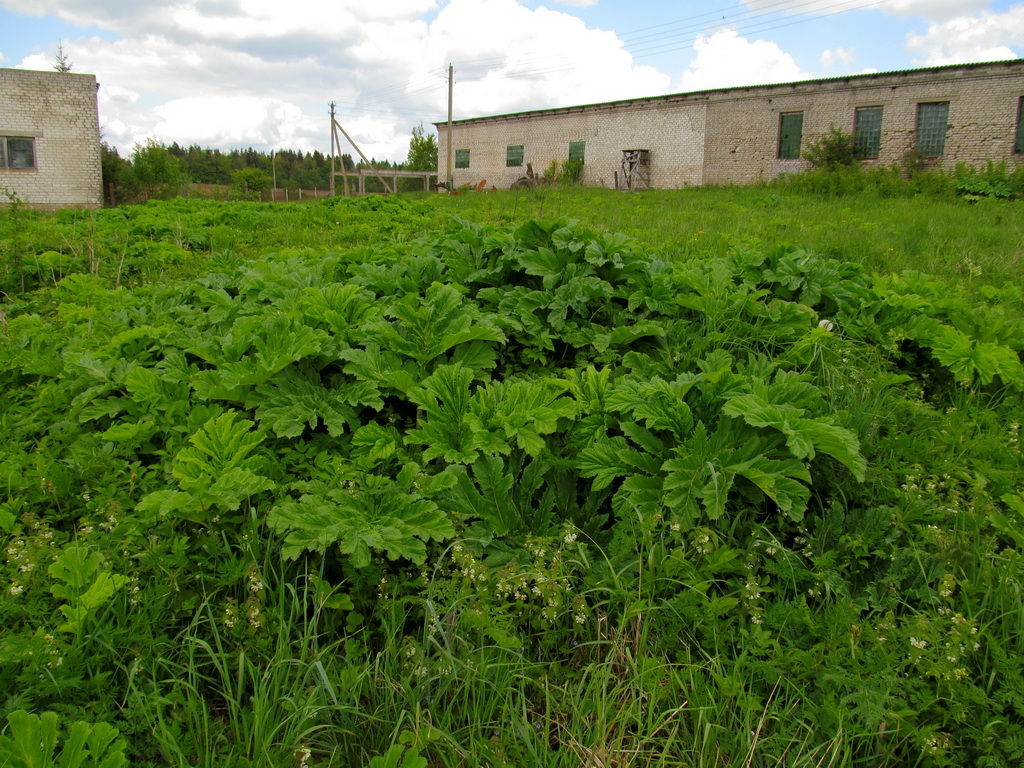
(101, 125, 438, 205)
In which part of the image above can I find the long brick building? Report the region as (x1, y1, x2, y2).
(435, 59, 1024, 190)
(0, 68, 103, 209)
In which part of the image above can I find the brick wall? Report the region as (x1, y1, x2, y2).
(704, 61, 1024, 185)
(438, 60, 1024, 190)
(438, 97, 707, 190)
(0, 68, 103, 209)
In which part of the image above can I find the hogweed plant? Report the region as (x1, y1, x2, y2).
(0, 192, 1021, 766)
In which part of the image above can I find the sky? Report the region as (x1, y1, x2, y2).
(1, 0, 1022, 163)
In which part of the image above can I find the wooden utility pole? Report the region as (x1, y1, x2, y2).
(332, 116, 393, 194)
(329, 101, 336, 197)
(446, 63, 454, 190)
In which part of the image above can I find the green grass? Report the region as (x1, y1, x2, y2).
(3, 183, 1022, 298)
(437, 185, 1024, 295)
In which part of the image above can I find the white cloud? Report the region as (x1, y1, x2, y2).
(16, 52, 50, 70)
(905, 6, 1024, 64)
(98, 84, 139, 106)
(151, 96, 321, 151)
(4, 0, 671, 160)
(431, 0, 669, 115)
(1, 1, 440, 38)
(674, 28, 812, 92)
(821, 46, 855, 68)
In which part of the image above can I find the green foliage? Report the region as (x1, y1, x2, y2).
(0, 710, 127, 768)
(0, 184, 27, 292)
(405, 124, 438, 173)
(52, 41, 73, 73)
(559, 158, 584, 184)
(802, 125, 857, 170)
(231, 168, 272, 201)
(99, 143, 130, 206)
(267, 466, 455, 566)
(366, 744, 428, 768)
(1, 192, 1022, 766)
(541, 159, 584, 184)
(123, 139, 190, 201)
(930, 325, 1024, 388)
(953, 160, 1024, 200)
(48, 545, 129, 636)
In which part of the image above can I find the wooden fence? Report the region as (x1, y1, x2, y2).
(184, 173, 440, 203)
(261, 187, 332, 202)
(332, 169, 439, 196)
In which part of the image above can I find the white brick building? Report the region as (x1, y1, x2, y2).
(436, 59, 1024, 190)
(0, 68, 103, 209)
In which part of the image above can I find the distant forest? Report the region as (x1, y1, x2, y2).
(100, 127, 438, 203)
(165, 144, 356, 190)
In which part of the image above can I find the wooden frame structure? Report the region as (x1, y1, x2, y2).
(333, 169, 438, 196)
(328, 106, 438, 197)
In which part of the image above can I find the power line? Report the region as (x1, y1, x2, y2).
(628, 0, 891, 61)
(339, 0, 893, 119)
(617, 0, 883, 46)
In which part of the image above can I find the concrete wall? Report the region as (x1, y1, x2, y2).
(437, 60, 1024, 190)
(0, 68, 103, 209)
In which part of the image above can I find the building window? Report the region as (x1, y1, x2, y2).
(1015, 97, 1024, 154)
(777, 112, 803, 159)
(916, 102, 950, 157)
(1, 136, 36, 169)
(506, 145, 524, 167)
(853, 106, 883, 159)
(455, 149, 470, 169)
(568, 141, 585, 163)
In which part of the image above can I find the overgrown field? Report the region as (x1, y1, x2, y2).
(1, 185, 1023, 767)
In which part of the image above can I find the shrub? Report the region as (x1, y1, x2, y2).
(803, 126, 857, 170)
(231, 168, 272, 201)
(123, 139, 191, 201)
(559, 158, 584, 184)
(541, 159, 584, 185)
(953, 160, 1018, 200)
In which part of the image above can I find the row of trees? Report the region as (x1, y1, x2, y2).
(101, 126, 439, 204)
(165, 144, 348, 189)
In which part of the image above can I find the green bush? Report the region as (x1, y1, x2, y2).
(558, 158, 584, 184)
(803, 126, 858, 170)
(122, 139, 191, 202)
(953, 160, 1022, 200)
(231, 168, 272, 201)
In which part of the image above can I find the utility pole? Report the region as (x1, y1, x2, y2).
(446, 63, 454, 190)
(329, 101, 337, 197)
(271, 149, 277, 201)
(332, 116, 393, 194)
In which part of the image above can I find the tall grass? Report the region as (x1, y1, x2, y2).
(3, 179, 1020, 296)
(438, 185, 1023, 294)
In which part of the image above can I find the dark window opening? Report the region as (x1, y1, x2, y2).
(1, 136, 36, 169)
(506, 145, 524, 167)
(568, 141, 585, 163)
(778, 112, 803, 160)
(455, 149, 470, 168)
